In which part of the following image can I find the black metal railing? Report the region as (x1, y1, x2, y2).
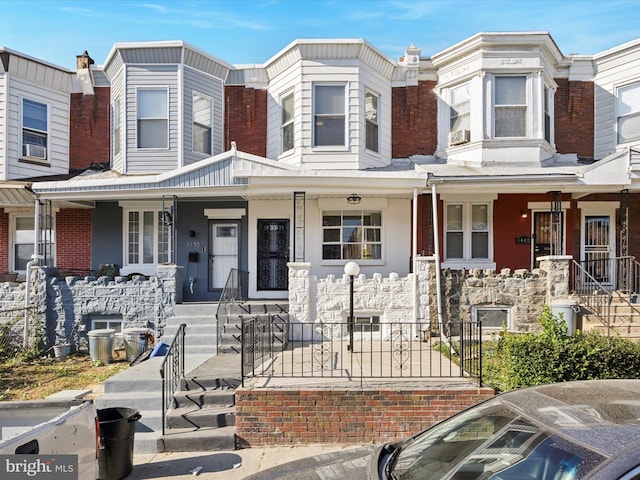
(570, 260, 612, 332)
(216, 268, 249, 351)
(159, 323, 185, 436)
(241, 319, 482, 386)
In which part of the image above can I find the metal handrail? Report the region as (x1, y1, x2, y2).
(570, 260, 612, 333)
(216, 268, 248, 351)
(159, 323, 186, 436)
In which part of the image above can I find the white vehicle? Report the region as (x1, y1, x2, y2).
(0, 400, 99, 480)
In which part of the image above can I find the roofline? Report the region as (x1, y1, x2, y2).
(0, 47, 74, 73)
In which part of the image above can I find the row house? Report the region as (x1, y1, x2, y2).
(1, 31, 640, 341)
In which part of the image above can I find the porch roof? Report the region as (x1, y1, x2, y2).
(0, 182, 35, 207)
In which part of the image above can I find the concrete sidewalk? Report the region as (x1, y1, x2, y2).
(130, 444, 357, 479)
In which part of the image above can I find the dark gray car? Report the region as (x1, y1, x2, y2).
(244, 380, 640, 480)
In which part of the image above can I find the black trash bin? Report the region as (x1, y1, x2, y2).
(97, 407, 142, 480)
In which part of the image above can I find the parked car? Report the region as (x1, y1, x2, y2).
(244, 380, 640, 480)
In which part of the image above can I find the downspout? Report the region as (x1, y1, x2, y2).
(412, 188, 419, 334)
(430, 181, 452, 352)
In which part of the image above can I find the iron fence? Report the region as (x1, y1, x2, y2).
(216, 268, 249, 351)
(0, 306, 42, 361)
(242, 318, 482, 385)
(160, 323, 185, 436)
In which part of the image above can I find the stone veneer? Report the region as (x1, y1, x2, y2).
(288, 256, 572, 336)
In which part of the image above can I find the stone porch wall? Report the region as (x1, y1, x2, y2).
(288, 256, 571, 336)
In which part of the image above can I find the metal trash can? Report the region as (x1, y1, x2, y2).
(88, 329, 116, 364)
(123, 328, 151, 362)
(97, 407, 141, 480)
(551, 299, 580, 334)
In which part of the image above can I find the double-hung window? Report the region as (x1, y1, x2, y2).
(192, 93, 212, 155)
(495, 76, 526, 137)
(137, 89, 168, 149)
(22, 99, 48, 161)
(544, 86, 552, 143)
(445, 203, 490, 261)
(125, 210, 170, 269)
(617, 81, 640, 144)
(13, 216, 35, 272)
(281, 92, 294, 153)
(365, 91, 379, 152)
(314, 85, 345, 147)
(112, 99, 121, 156)
(450, 83, 471, 132)
(322, 210, 381, 261)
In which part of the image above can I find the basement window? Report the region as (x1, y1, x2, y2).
(473, 307, 511, 330)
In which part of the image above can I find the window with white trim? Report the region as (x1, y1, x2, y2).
(192, 92, 212, 155)
(618, 81, 640, 144)
(314, 84, 345, 147)
(22, 98, 48, 161)
(11, 213, 55, 272)
(494, 76, 526, 137)
(450, 83, 471, 132)
(544, 86, 552, 143)
(365, 91, 379, 152)
(281, 91, 294, 153)
(445, 203, 490, 260)
(112, 99, 121, 156)
(125, 210, 170, 268)
(137, 89, 168, 148)
(322, 210, 381, 260)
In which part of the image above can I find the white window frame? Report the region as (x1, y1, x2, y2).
(121, 204, 171, 276)
(281, 90, 294, 154)
(313, 83, 347, 148)
(136, 88, 169, 149)
(544, 85, 552, 144)
(473, 306, 512, 330)
(112, 99, 121, 156)
(450, 82, 471, 132)
(321, 210, 383, 264)
(443, 199, 494, 270)
(192, 91, 213, 155)
(21, 97, 49, 162)
(10, 212, 55, 273)
(493, 75, 528, 138)
(365, 90, 379, 153)
(617, 81, 640, 145)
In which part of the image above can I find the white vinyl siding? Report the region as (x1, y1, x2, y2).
(110, 66, 125, 172)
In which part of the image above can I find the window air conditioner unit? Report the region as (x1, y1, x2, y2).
(23, 144, 47, 159)
(449, 129, 470, 146)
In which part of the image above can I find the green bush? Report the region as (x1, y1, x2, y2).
(483, 305, 640, 392)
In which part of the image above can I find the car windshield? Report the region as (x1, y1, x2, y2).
(391, 399, 605, 480)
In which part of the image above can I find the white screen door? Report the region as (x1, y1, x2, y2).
(583, 215, 612, 286)
(210, 222, 239, 290)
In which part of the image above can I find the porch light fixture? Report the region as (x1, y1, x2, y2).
(347, 194, 362, 205)
(520, 210, 528, 219)
(344, 261, 360, 351)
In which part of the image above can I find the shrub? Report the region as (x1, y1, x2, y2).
(483, 305, 640, 392)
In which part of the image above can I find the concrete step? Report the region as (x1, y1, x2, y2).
(158, 426, 237, 452)
(95, 391, 163, 412)
(166, 405, 235, 429)
(173, 303, 219, 318)
(173, 387, 236, 408)
(133, 431, 163, 455)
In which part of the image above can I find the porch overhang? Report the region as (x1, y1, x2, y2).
(0, 183, 35, 207)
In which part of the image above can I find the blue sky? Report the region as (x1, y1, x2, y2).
(2, 0, 640, 70)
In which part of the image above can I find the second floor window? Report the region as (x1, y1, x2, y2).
(495, 76, 526, 137)
(112, 99, 121, 156)
(445, 203, 490, 261)
(314, 85, 345, 147)
(450, 83, 471, 132)
(192, 93, 212, 155)
(22, 99, 48, 161)
(281, 92, 294, 152)
(322, 210, 382, 261)
(365, 91, 379, 152)
(544, 86, 551, 143)
(618, 81, 640, 144)
(137, 89, 168, 149)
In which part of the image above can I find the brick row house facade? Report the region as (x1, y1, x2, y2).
(1, 32, 640, 343)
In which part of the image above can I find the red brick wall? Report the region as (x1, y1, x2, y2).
(56, 209, 92, 272)
(554, 79, 594, 160)
(69, 86, 111, 170)
(0, 211, 9, 273)
(392, 81, 438, 158)
(224, 86, 267, 157)
(235, 386, 494, 446)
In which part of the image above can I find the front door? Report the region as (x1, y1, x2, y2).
(257, 219, 289, 290)
(209, 222, 239, 291)
(582, 215, 613, 287)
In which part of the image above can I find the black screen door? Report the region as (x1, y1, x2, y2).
(257, 219, 289, 290)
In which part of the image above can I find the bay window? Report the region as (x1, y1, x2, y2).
(314, 84, 345, 147)
(322, 210, 381, 261)
(365, 91, 379, 152)
(192, 93, 212, 155)
(281, 91, 294, 152)
(494, 76, 526, 137)
(112, 99, 121, 156)
(450, 83, 471, 132)
(137, 89, 168, 148)
(618, 81, 640, 144)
